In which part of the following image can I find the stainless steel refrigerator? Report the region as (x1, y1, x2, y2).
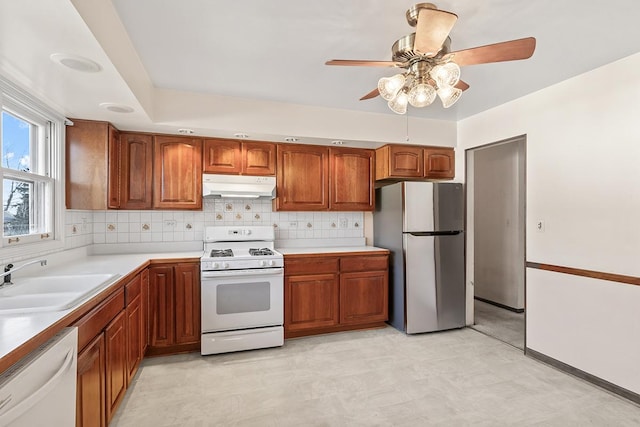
(374, 182, 465, 334)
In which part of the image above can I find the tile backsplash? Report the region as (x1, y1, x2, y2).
(85, 198, 364, 245)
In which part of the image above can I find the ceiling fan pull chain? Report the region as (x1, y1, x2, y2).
(406, 113, 410, 142)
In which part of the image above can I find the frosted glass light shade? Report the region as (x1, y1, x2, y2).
(408, 83, 437, 107)
(388, 91, 408, 114)
(378, 74, 406, 100)
(431, 62, 461, 87)
(437, 86, 462, 108)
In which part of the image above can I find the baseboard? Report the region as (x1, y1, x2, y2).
(474, 296, 525, 313)
(526, 347, 640, 405)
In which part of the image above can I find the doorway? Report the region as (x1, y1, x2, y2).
(466, 136, 526, 350)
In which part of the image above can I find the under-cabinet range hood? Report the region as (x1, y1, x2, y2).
(202, 174, 276, 199)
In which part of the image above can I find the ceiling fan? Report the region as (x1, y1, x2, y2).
(325, 3, 536, 113)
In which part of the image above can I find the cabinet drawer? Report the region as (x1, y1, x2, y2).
(75, 288, 125, 352)
(340, 255, 389, 273)
(284, 256, 339, 275)
(125, 274, 141, 305)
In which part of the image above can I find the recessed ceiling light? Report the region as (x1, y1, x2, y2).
(50, 53, 102, 73)
(331, 140, 345, 145)
(284, 137, 299, 142)
(178, 128, 195, 135)
(234, 133, 249, 138)
(99, 102, 134, 113)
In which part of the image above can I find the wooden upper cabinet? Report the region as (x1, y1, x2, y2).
(329, 147, 374, 211)
(119, 133, 153, 210)
(66, 119, 118, 210)
(424, 147, 455, 179)
(275, 144, 329, 211)
(202, 139, 241, 174)
(376, 144, 455, 181)
(242, 141, 276, 175)
(153, 136, 202, 210)
(376, 145, 424, 179)
(203, 139, 276, 175)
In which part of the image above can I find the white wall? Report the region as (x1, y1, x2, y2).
(457, 52, 640, 394)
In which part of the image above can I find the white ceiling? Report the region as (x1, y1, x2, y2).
(1, 0, 640, 144)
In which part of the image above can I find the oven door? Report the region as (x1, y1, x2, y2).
(201, 267, 283, 333)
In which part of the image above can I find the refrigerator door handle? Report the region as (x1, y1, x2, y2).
(406, 231, 462, 237)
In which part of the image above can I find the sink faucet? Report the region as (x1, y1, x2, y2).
(1, 259, 48, 285)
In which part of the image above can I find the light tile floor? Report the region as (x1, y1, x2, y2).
(112, 327, 640, 426)
(472, 299, 525, 350)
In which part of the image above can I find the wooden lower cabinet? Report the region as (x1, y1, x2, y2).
(76, 334, 106, 427)
(148, 262, 200, 356)
(105, 311, 127, 423)
(125, 275, 143, 384)
(284, 252, 389, 338)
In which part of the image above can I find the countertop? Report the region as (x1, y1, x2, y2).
(0, 249, 202, 374)
(277, 246, 389, 255)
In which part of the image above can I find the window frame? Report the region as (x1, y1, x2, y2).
(0, 75, 65, 256)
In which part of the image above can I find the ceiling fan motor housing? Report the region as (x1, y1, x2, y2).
(406, 3, 439, 26)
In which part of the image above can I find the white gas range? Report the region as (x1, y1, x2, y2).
(200, 226, 284, 355)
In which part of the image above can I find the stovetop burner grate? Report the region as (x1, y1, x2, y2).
(249, 248, 275, 256)
(209, 249, 234, 257)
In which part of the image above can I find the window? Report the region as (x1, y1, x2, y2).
(0, 76, 64, 253)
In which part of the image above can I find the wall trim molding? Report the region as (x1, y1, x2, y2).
(526, 262, 640, 287)
(526, 347, 640, 405)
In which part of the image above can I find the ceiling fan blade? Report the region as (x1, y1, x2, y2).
(449, 37, 536, 66)
(414, 8, 458, 57)
(359, 88, 380, 100)
(455, 80, 469, 91)
(325, 60, 401, 67)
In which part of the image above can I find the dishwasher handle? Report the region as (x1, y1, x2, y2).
(0, 348, 75, 425)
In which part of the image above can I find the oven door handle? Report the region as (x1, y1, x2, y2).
(201, 267, 284, 278)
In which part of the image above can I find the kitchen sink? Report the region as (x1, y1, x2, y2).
(0, 273, 120, 314)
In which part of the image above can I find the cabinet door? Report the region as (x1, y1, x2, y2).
(330, 147, 374, 211)
(174, 263, 201, 345)
(141, 268, 150, 354)
(148, 266, 175, 348)
(285, 273, 339, 332)
(276, 144, 329, 211)
(388, 145, 424, 177)
(107, 126, 121, 209)
(424, 147, 455, 179)
(242, 142, 276, 175)
(203, 139, 241, 174)
(125, 275, 142, 384)
(340, 271, 388, 325)
(105, 311, 127, 423)
(120, 133, 153, 209)
(76, 333, 106, 427)
(153, 136, 203, 209)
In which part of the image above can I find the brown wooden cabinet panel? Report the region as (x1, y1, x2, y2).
(285, 273, 339, 332)
(376, 145, 423, 179)
(125, 275, 142, 384)
(66, 119, 119, 210)
(340, 255, 389, 273)
(174, 263, 201, 345)
(242, 141, 276, 175)
(76, 333, 105, 427)
(276, 144, 329, 211)
(153, 136, 202, 209)
(424, 147, 455, 179)
(203, 139, 241, 174)
(141, 269, 150, 355)
(120, 133, 153, 209)
(105, 311, 127, 424)
(330, 147, 374, 211)
(340, 271, 388, 325)
(148, 266, 174, 348)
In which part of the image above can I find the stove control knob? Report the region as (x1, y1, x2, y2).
(212, 262, 219, 269)
(223, 262, 230, 269)
(269, 260, 276, 266)
(259, 260, 267, 267)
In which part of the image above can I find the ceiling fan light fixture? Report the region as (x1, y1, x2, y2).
(431, 62, 461, 87)
(388, 90, 408, 114)
(437, 85, 462, 108)
(378, 74, 406, 100)
(408, 82, 437, 107)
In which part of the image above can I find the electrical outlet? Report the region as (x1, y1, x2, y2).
(339, 218, 348, 228)
(289, 221, 298, 229)
(164, 219, 177, 227)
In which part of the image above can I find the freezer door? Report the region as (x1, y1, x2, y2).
(404, 232, 465, 333)
(403, 182, 463, 232)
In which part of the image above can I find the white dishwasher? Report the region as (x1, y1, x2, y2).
(0, 327, 78, 427)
